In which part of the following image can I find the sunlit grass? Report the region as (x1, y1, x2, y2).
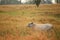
(0, 4, 60, 40)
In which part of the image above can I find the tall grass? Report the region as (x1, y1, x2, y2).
(0, 4, 60, 40)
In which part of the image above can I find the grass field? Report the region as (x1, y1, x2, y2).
(0, 4, 60, 40)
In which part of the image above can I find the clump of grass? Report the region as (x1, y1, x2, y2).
(19, 30, 28, 36)
(0, 31, 7, 37)
(55, 29, 60, 40)
(0, 11, 20, 16)
(18, 28, 32, 36)
(50, 14, 60, 18)
(0, 11, 5, 13)
(0, 30, 16, 37)
(6, 29, 16, 36)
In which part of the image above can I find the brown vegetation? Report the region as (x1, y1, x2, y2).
(0, 4, 60, 40)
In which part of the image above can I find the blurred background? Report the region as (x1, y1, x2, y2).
(0, 0, 60, 5)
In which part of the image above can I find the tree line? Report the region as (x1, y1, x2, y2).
(0, 0, 59, 4)
(0, 0, 60, 7)
(0, 0, 21, 4)
(0, 0, 35, 4)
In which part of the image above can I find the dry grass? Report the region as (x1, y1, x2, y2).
(0, 4, 60, 40)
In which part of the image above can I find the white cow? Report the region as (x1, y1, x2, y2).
(27, 22, 53, 31)
(27, 22, 58, 39)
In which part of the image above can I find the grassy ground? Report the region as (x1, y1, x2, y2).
(0, 4, 60, 40)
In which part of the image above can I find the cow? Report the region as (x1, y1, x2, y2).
(35, 0, 41, 7)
